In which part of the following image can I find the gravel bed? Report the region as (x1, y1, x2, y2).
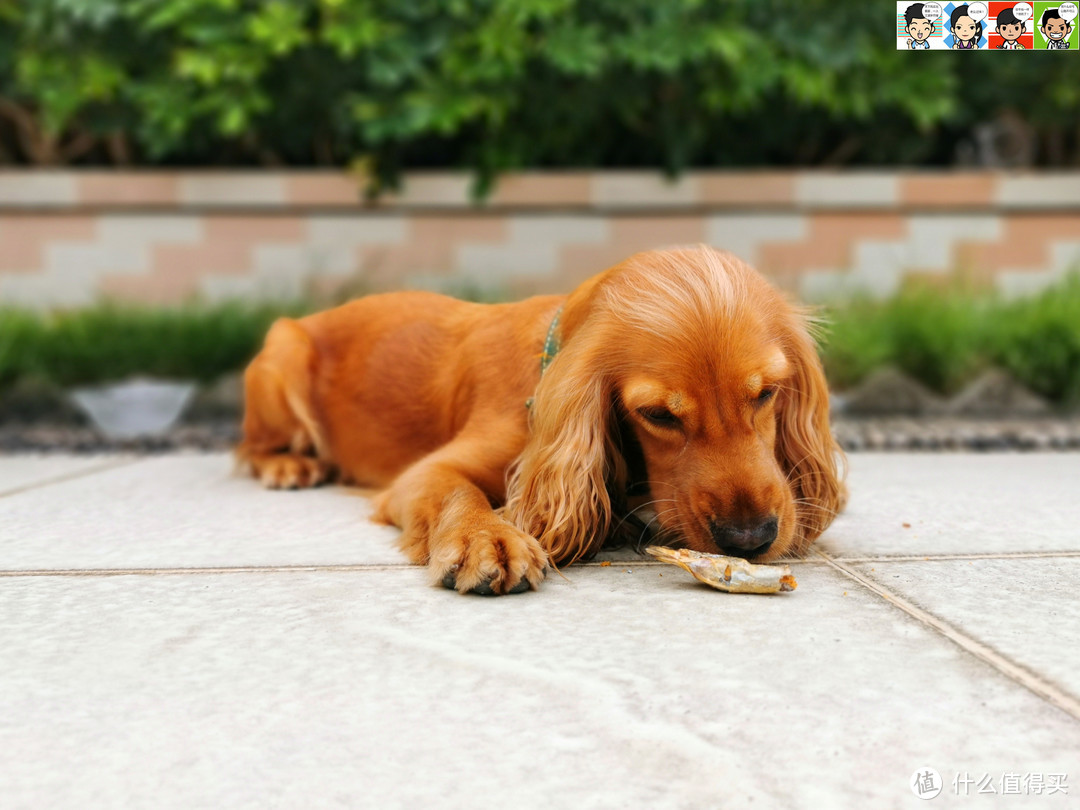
(0, 422, 242, 454)
(2, 417, 1080, 454)
(832, 417, 1080, 452)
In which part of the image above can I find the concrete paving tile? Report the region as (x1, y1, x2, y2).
(0, 454, 131, 497)
(851, 558, 1080, 703)
(0, 455, 402, 570)
(0, 566, 1076, 809)
(820, 454, 1080, 558)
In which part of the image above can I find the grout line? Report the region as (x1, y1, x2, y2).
(582, 558, 828, 567)
(0, 557, 833, 578)
(17, 550, 1076, 579)
(825, 550, 1080, 563)
(4, 550, 1074, 579)
(591, 550, 1080, 566)
(816, 550, 1080, 724)
(0, 562, 418, 578)
(0, 456, 142, 500)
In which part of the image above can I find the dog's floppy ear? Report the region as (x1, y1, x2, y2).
(774, 313, 848, 552)
(502, 327, 625, 565)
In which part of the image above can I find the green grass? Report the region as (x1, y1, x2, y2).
(0, 281, 516, 392)
(0, 302, 306, 389)
(819, 274, 1080, 405)
(2, 275, 1080, 407)
(989, 275, 1080, 404)
(0, 309, 40, 388)
(820, 285, 992, 396)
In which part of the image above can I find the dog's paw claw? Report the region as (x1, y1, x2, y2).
(441, 572, 531, 596)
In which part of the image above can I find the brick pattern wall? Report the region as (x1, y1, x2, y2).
(2, 170, 1079, 308)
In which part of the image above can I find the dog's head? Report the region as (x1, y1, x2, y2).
(503, 245, 847, 564)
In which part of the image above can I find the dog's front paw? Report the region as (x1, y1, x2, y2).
(430, 519, 548, 596)
(253, 455, 334, 489)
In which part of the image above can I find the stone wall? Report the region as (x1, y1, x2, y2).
(2, 170, 1079, 308)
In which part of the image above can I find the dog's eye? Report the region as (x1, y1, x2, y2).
(638, 407, 680, 428)
(755, 387, 777, 405)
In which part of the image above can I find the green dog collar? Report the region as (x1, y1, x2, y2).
(526, 305, 563, 410)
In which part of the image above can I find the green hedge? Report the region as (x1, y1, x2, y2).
(2, 1, 1078, 186)
(3, 276, 1080, 406)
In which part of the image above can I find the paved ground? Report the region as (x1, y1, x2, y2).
(0, 453, 1078, 808)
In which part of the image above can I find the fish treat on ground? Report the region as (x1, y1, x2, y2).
(645, 546, 797, 594)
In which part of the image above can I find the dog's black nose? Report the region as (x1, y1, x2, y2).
(710, 516, 778, 558)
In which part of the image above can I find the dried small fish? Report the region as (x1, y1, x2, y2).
(645, 546, 797, 594)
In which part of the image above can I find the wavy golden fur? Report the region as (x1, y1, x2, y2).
(238, 246, 847, 594)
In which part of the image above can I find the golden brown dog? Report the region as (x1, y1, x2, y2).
(238, 245, 846, 594)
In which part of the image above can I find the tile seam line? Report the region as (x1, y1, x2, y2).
(5, 552, 1080, 578)
(816, 550, 1080, 724)
(0, 558, 840, 578)
(0, 563, 418, 577)
(0, 457, 143, 499)
(826, 551, 1080, 563)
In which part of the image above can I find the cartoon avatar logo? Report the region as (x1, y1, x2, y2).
(949, 3, 985, 48)
(905, 3, 936, 47)
(1040, 7, 1074, 48)
(996, 7, 1027, 48)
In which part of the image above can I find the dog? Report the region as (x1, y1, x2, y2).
(237, 245, 847, 594)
